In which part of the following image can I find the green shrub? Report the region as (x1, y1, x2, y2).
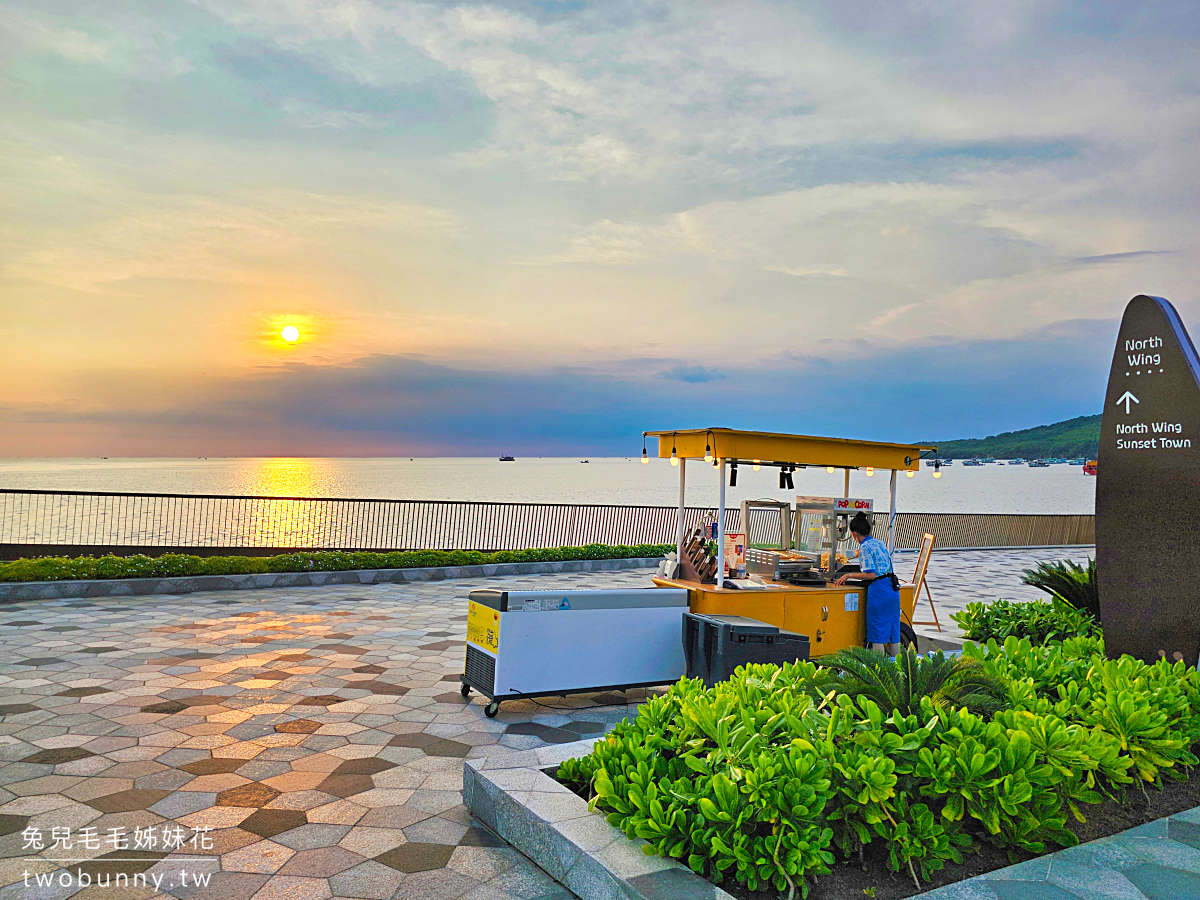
(0, 543, 673, 583)
(562, 638, 1200, 897)
(1022, 558, 1100, 617)
(951, 597, 1099, 645)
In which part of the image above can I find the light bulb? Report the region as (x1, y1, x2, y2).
(641, 453, 648, 464)
(866, 467, 874, 476)
(906, 470, 915, 478)
(752, 460, 760, 471)
(826, 466, 835, 473)
(704, 443, 712, 463)
(712, 457, 719, 468)
(670, 448, 679, 467)
(932, 469, 942, 478)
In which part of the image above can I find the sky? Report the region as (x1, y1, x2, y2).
(2, 0, 1198, 456)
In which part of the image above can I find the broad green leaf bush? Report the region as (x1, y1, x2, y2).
(0, 543, 672, 583)
(951, 596, 1099, 645)
(558, 638, 1200, 898)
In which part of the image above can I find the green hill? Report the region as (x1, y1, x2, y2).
(930, 414, 1100, 460)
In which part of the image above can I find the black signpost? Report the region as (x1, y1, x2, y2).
(1097, 295, 1200, 666)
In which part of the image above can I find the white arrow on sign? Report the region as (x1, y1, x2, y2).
(1116, 391, 1140, 414)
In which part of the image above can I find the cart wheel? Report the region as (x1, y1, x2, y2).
(460, 683, 471, 699)
(900, 623, 919, 654)
(484, 701, 500, 718)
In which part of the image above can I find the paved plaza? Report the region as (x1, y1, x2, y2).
(0, 549, 1093, 900)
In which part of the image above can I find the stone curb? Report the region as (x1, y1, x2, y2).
(0, 557, 664, 603)
(464, 738, 734, 900)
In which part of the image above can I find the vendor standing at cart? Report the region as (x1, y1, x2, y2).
(834, 512, 901, 656)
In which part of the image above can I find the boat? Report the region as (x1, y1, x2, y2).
(961, 458, 983, 467)
(981, 457, 996, 464)
(1029, 459, 1050, 467)
(499, 455, 515, 462)
(580, 459, 590, 463)
(1068, 458, 1085, 466)
(1084, 459, 1098, 475)
(941, 459, 953, 466)
(1009, 458, 1025, 465)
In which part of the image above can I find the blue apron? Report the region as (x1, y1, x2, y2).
(865, 571, 902, 644)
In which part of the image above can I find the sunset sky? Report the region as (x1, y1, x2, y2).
(3, 1, 1198, 456)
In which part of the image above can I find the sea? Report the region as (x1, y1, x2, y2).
(0, 457, 1096, 514)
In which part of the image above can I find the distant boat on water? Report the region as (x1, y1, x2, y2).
(580, 459, 590, 463)
(1009, 458, 1025, 464)
(1084, 459, 1098, 475)
(499, 455, 516, 462)
(1029, 459, 1050, 467)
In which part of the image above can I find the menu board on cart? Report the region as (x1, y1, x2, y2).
(723, 533, 746, 578)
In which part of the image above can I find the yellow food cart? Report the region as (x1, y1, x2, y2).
(644, 427, 935, 656)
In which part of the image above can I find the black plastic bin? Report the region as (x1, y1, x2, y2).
(682, 612, 811, 687)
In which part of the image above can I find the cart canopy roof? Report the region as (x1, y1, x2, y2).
(644, 427, 933, 471)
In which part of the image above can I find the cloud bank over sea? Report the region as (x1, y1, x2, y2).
(2, 1, 1197, 454)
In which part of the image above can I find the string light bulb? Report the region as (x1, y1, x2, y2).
(752, 460, 760, 471)
(641, 448, 648, 464)
(866, 467, 874, 476)
(670, 447, 678, 467)
(906, 469, 916, 478)
(826, 466, 835, 474)
(933, 468, 942, 478)
(704, 441, 713, 464)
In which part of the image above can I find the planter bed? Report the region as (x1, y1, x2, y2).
(545, 636, 1200, 900)
(553, 761, 1200, 899)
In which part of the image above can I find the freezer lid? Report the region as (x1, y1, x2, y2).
(478, 588, 688, 612)
(469, 590, 509, 612)
(702, 614, 782, 636)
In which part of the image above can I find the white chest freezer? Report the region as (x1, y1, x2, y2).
(459, 587, 689, 716)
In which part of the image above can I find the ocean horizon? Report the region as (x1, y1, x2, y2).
(0, 456, 1096, 515)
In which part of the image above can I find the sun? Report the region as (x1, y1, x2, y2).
(280, 325, 300, 343)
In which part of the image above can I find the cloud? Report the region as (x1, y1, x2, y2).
(2, 0, 1199, 456)
(0, 319, 1126, 456)
(1071, 250, 1174, 266)
(658, 364, 724, 383)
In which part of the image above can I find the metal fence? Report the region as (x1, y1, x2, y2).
(0, 489, 1094, 560)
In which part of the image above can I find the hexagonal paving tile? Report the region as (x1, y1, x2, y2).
(423, 739, 471, 758)
(217, 782, 283, 807)
(294, 695, 344, 707)
(375, 842, 456, 873)
(22, 747, 94, 765)
(87, 789, 173, 813)
(181, 757, 246, 776)
(55, 685, 111, 698)
(141, 699, 188, 714)
(240, 809, 309, 839)
(275, 719, 323, 734)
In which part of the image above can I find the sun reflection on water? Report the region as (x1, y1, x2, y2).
(239, 458, 337, 498)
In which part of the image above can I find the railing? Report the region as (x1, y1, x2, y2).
(0, 489, 1094, 560)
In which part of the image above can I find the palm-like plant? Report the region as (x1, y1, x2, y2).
(1021, 558, 1099, 618)
(813, 647, 1009, 718)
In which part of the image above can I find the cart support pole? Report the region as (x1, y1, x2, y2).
(717, 459, 726, 588)
(676, 458, 687, 573)
(843, 468, 850, 498)
(888, 469, 897, 553)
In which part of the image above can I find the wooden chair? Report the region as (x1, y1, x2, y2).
(909, 533, 942, 632)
